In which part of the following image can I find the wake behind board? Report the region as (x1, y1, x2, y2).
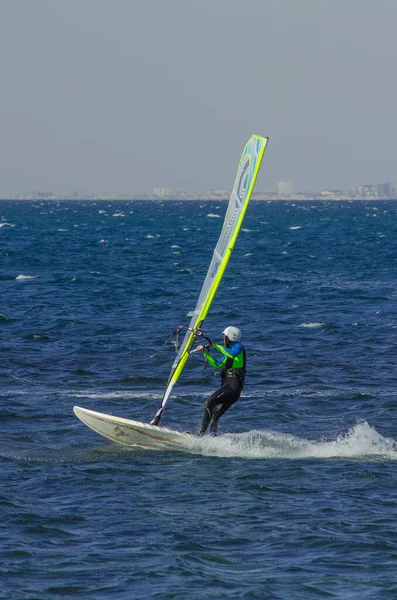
(73, 406, 195, 450)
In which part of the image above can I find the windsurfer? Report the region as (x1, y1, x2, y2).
(196, 326, 246, 436)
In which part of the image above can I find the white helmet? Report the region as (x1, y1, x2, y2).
(222, 326, 241, 342)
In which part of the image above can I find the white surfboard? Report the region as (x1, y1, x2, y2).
(73, 406, 195, 450)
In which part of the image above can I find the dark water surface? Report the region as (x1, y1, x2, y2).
(1, 199, 397, 599)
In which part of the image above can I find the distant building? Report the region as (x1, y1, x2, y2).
(152, 187, 172, 197)
(27, 189, 54, 198)
(320, 189, 346, 198)
(358, 185, 377, 197)
(209, 189, 230, 199)
(278, 181, 293, 197)
(376, 182, 393, 198)
(356, 183, 393, 198)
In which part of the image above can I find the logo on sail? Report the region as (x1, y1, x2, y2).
(236, 155, 250, 203)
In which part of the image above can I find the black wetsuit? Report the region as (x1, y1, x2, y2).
(198, 341, 246, 436)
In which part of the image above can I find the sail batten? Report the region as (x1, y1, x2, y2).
(150, 134, 268, 425)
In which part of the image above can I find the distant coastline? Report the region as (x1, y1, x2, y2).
(1, 195, 397, 202)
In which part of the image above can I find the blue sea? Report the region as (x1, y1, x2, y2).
(1, 199, 397, 599)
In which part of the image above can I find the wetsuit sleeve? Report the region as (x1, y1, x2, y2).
(202, 350, 226, 369)
(202, 342, 244, 369)
(213, 342, 244, 359)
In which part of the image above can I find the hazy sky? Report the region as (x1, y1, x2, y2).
(1, 0, 396, 196)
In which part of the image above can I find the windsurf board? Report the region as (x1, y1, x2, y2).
(73, 406, 195, 450)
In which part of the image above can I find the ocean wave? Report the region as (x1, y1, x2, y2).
(191, 421, 397, 461)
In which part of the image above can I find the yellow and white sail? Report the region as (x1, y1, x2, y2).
(151, 134, 269, 425)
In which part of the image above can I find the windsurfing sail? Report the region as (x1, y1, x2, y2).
(151, 134, 269, 425)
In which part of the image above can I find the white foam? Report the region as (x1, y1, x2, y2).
(16, 274, 37, 280)
(289, 226, 302, 230)
(188, 421, 397, 461)
(207, 213, 221, 218)
(72, 391, 163, 400)
(299, 322, 324, 328)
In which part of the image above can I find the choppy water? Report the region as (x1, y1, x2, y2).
(1, 199, 397, 599)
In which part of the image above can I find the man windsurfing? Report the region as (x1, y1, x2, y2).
(195, 326, 246, 436)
